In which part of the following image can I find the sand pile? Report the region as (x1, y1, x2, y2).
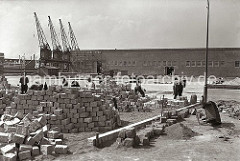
(165, 123, 198, 140)
(223, 77, 240, 85)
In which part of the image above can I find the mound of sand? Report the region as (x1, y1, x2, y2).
(165, 123, 198, 140)
(223, 77, 240, 85)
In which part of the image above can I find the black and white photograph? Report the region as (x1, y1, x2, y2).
(0, 0, 240, 160)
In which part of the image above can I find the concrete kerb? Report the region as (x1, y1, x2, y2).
(176, 103, 202, 113)
(88, 115, 160, 146)
(88, 102, 202, 147)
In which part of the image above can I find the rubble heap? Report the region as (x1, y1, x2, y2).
(0, 113, 68, 160)
(0, 90, 16, 116)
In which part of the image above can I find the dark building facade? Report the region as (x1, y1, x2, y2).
(72, 48, 240, 77)
(0, 53, 4, 75)
(3, 58, 37, 74)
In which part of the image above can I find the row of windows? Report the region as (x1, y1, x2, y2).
(186, 61, 225, 67)
(107, 60, 239, 68)
(108, 61, 177, 67)
(108, 61, 137, 67)
(143, 61, 177, 67)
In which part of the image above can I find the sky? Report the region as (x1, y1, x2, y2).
(0, 0, 240, 59)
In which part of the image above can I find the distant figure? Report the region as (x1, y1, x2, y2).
(86, 77, 95, 89)
(44, 82, 48, 90)
(30, 82, 43, 90)
(112, 96, 118, 110)
(173, 77, 183, 99)
(71, 81, 80, 87)
(134, 82, 145, 97)
(182, 76, 187, 88)
(19, 73, 29, 94)
(62, 78, 68, 87)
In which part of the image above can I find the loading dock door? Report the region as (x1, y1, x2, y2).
(165, 67, 174, 75)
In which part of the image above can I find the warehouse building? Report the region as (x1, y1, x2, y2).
(72, 48, 240, 77)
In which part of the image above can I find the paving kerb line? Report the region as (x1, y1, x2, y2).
(88, 103, 201, 146)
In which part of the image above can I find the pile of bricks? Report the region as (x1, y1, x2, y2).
(99, 81, 154, 112)
(0, 113, 68, 160)
(167, 97, 189, 109)
(4, 86, 119, 133)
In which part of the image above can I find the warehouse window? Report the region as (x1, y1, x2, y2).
(208, 61, 213, 67)
(186, 61, 191, 67)
(153, 61, 157, 66)
(220, 61, 225, 67)
(143, 61, 147, 66)
(119, 61, 122, 66)
(214, 61, 219, 67)
(115, 61, 118, 66)
(172, 61, 177, 67)
(235, 61, 240, 68)
(132, 61, 136, 66)
(128, 61, 131, 66)
(196, 61, 202, 67)
(148, 61, 152, 66)
(167, 61, 172, 66)
(123, 61, 127, 66)
(191, 61, 196, 67)
(163, 61, 167, 67)
(158, 61, 162, 66)
(202, 61, 206, 67)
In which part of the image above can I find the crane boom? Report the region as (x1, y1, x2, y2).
(34, 12, 52, 60)
(68, 22, 80, 51)
(48, 16, 62, 60)
(59, 19, 71, 52)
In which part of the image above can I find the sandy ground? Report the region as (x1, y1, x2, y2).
(52, 111, 240, 161)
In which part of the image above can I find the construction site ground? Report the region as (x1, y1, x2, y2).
(5, 76, 240, 160)
(32, 100, 240, 161)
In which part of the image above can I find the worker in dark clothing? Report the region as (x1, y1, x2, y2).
(62, 78, 68, 87)
(44, 82, 48, 90)
(19, 73, 29, 94)
(134, 82, 145, 97)
(182, 76, 187, 88)
(173, 77, 184, 99)
(112, 97, 118, 110)
(71, 81, 80, 87)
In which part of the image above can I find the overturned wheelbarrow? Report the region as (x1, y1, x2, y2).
(203, 101, 222, 125)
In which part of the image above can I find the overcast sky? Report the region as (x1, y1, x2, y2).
(0, 0, 240, 58)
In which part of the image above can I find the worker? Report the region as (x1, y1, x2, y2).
(71, 80, 80, 87)
(173, 77, 183, 99)
(112, 96, 118, 110)
(62, 78, 68, 87)
(134, 82, 145, 97)
(44, 82, 48, 90)
(19, 72, 29, 94)
(182, 76, 187, 88)
(86, 77, 95, 89)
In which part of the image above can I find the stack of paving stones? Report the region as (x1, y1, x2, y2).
(99, 81, 152, 112)
(167, 96, 189, 109)
(4, 86, 119, 133)
(0, 113, 68, 161)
